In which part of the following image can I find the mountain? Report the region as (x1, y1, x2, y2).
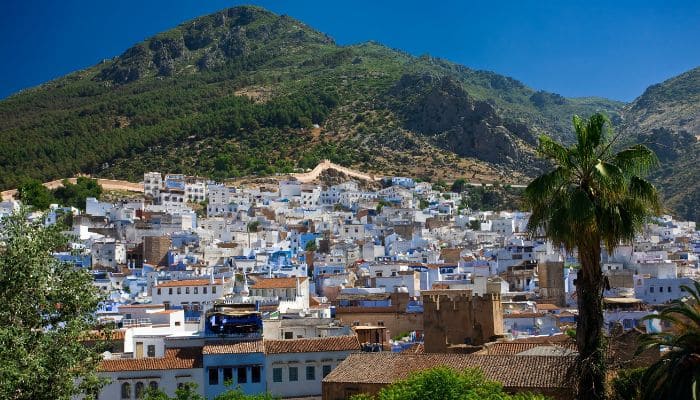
(3, 6, 694, 221)
(622, 67, 700, 223)
(0, 5, 625, 192)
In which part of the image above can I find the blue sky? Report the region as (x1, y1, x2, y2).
(1, 0, 699, 101)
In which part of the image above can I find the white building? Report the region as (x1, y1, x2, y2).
(152, 278, 231, 311)
(265, 336, 360, 398)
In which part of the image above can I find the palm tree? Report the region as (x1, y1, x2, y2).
(639, 281, 700, 400)
(524, 113, 660, 399)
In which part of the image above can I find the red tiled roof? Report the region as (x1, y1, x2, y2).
(323, 353, 576, 390)
(251, 277, 308, 289)
(480, 341, 577, 356)
(99, 347, 202, 372)
(536, 303, 561, 311)
(402, 343, 424, 354)
(511, 334, 575, 344)
(265, 335, 360, 354)
(440, 248, 463, 264)
(155, 279, 224, 288)
(203, 340, 265, 355)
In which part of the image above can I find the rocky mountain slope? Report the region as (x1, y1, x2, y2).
(4, 6, 696, 222)
(621, 67, 700, 223)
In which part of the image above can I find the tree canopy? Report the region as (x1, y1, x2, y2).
(0, 209, 105, 399)
(15, 176, 102, 211)
(350, 367, 549, 400)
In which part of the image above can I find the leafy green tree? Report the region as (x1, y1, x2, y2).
(469, 220, 481, 231)
(524, 113, 661, 400)
(638, 281, 700, 400)
(350, 367, 548, 400)
(451, 178, 467, 193)
(0, 209, 105, 399)
(610, 367, 645, 400)
(247, 221, 261, 249)
(304, 239, 318, 252)
(16, 178, 55, 210)
(52, 177, 103, 210)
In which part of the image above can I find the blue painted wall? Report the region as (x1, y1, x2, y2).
(203, 352, 266, 398)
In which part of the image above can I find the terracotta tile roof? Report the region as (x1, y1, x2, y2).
(99, 347, 202, 372)
(440, 248, 463, 264)
(265, 335, 360, 354)
(155, 279, 224, 287)
(203, 340, 265, 355)
(401, 343, 424, 354)
(322, 353, 576, 390)
(251, 277, 308, 289)
(480, 341, 577, 356)
(511, 334, 574, 344)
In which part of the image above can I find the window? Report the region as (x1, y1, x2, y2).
(169, 288, 173, 295)
(203, 287, 207, 294)
(323, 365, 332, 377)
(186, 287, 190, 294)
(223, 367, 233, 383)
(284, 331, 294, 340)
(377, 321, 385, 327)
(669, 286, 672, 293)
(212, 286, 217, 294)
(135, 382, 144, 399)
(121, 382, 131, 399)
(149, 381, 158, 391)
(209, 368, 219, 385)
(194, 287, 198, 294)
(147, 345, 155, 358)
(660, 287, 664, 293)
(273, 368, 283, 382)
(650, 287, 654, 293)
(157, 288, 161, 295)
(177, 287, 181, 295)
(306, 365, 315, 380)
(237, 367, 247, 383)
(252, 366, 261, 383)
(289, 367, 298, 381)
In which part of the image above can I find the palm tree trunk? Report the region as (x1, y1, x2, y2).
(576, 239, 606, 400)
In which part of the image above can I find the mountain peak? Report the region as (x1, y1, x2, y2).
(98, 6, 333, 84)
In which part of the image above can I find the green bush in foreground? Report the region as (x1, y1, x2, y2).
(350, 367, 549, 400)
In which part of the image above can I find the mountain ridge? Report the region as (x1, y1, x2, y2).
(1, 5, 695, 221)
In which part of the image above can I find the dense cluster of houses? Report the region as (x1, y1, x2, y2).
(1, 169, 698, 399)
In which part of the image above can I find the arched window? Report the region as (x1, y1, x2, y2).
(121, 382, 131, 399)
(149, 381, 158, 391)
(135, 382, 144, 399)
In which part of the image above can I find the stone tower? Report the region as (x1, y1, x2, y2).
(421, 289, 503, 353)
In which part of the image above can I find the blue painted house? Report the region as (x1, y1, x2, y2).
(203, 341, 266, 398)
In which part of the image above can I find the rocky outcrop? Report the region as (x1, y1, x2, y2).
(387, 73, 536, 167)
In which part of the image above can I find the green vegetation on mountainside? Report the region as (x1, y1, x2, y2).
(8, 5, 695, 224)
(622, 66, 700, 223)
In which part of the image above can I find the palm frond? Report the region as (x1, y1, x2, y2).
(611, 144, 659, 176)
(537, 135, 573, 168)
